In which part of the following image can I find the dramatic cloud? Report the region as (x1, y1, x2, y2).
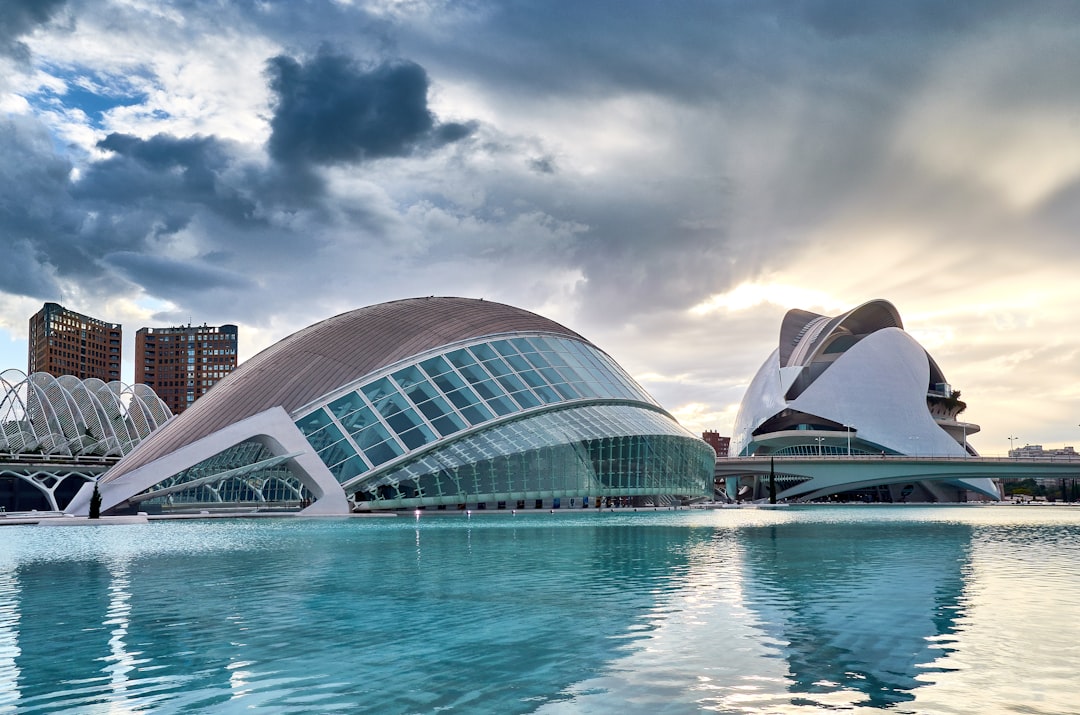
(4, 1, 1080, 452)
(0, 0, 66, 62)
(267, 50, 474, 167)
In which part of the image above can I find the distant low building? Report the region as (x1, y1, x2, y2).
(702, 431, 730, 457)
(1009, 444, 1079, 459)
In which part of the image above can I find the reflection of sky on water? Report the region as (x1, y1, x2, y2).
(1, 510, 1080, 713)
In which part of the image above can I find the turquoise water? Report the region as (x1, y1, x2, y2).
(2, 506, 1080, 713)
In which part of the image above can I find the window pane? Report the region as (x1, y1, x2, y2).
(364, 439, 404, 467)
(460, 404, 491, 425)
(509, 389, 541, 409)
(296, 409, 332, 437)
(446, 349, 478, 370)
(329, 454, 367, 482)
(432, 371, 466, 393)
(361, 378, 396, 404)
(392, 365, 427, 390)
(385, 406, 424, 435)
(354, 422, 393, 450)
(340, 405, 378, 435)
(398, 424, 437, 450)
(431, 414, 466, 436)
(328, 392, 365, 420)
(491, 340, 517, 358)
(406, 381, 440, 405)
(470, 342, 498, 361)
(486, 395, 517, 416)
(419, 355, 453, 377)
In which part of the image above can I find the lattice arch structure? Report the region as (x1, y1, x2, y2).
(0, 369, 172, 457)
(0, 370, 172, 512)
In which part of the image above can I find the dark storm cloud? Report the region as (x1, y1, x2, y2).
(266, 50, 474, 167)
(83, 133, 259, 225)
(0, 0, 66, 61)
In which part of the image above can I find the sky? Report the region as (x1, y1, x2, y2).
(2, 0, 1080, 456)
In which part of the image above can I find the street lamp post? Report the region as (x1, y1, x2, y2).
(814, 436, 824, 456)
(1008, 435, 1018, 455)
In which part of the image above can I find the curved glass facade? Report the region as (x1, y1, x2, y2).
(293, 334, 662, 485)
(350, 404, 713, 509)
(286, 333, 710, 511)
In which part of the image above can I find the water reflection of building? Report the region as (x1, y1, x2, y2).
(739, 518, 971, 707)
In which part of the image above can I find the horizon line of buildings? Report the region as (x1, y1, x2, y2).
(27, 302, 238, 415)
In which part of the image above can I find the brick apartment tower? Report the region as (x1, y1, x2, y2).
(136, 324, 238, 414)
(28, 303, 122, 381)
(702, 430, 730, 457)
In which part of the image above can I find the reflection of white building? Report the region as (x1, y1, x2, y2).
(731, 300, 998, 501)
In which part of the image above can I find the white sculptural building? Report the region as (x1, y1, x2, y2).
(730, 299, 998, 502)
(0, 370, 172, 510)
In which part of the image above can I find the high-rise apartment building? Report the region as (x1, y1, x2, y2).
(28, 302, 122, 382)
(136, 324, 238, 414)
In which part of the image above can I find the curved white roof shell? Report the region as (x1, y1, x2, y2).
(731, 299, 997, 501)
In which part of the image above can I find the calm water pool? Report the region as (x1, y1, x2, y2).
(1, 505, 1079, 714)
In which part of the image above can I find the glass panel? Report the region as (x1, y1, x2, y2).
(525, 350, 552, 369)
(419, 355, 453, 377)
(361, 377, 396, 404)
(491, 340, 517, 358)
(405, 380, 441, 405)
(470, 342, 498, 361)
(398, 423, 437, 450)
(532, 385, 561, 404)
(340, 405, 378, 436)
(510, 337, 536, 354)
(328, 454, 367, 482)
(508, 388, 541, 409)
(549, 380, 582, 400)
(391, 365, 427, 390)
(470, 378, 506, 402)
(431, 371, 467, 393)
(459, 404, 492, 425)
(416, 395, 465, 427)
(364, 438, 404, 467)
(485, 395, 517, 416)
(296, 409, 332, 437)
(431, 414, 466, 437)
(494, 372, 527, 394)
(353, 422, 393, 450)
(505, 353, 532, 373)
(385, 406, 424, 435)
(446, 349, 479, 370)
(328, 392, 365, 420)
(479, 355, 512, 377)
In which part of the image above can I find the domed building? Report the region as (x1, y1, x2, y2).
(70, 297, 713, 515)
(730, 299, 998, 502)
